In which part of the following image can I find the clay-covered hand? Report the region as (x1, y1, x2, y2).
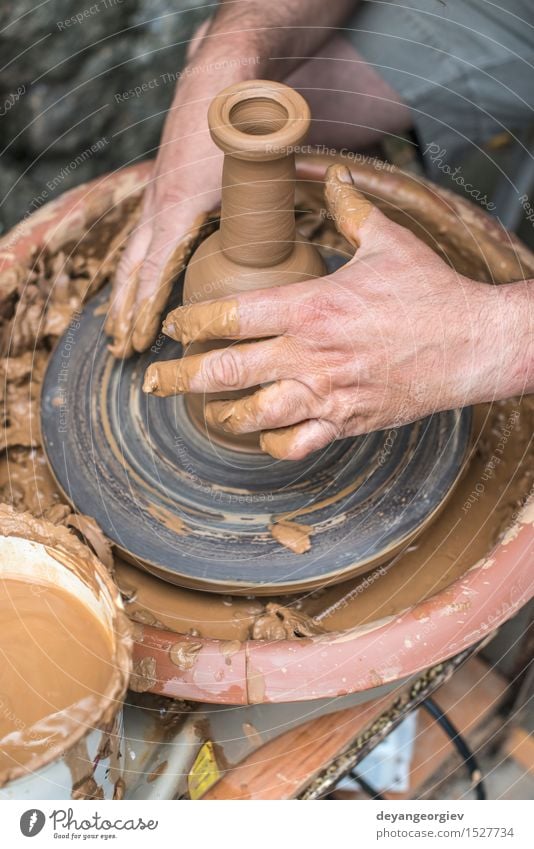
(144, 164, 515, 460)
(105, 195, 216, 362)
(104, 29, 223, 359)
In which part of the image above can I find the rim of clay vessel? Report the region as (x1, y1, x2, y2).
(208, 79, 311, 160)
(0, 507, 132, 786)
(2, 153, 533, 705)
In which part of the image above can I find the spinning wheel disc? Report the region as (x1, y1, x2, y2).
(42, 264, 471, 595)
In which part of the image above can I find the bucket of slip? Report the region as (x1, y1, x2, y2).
(0, 507, 132, 799)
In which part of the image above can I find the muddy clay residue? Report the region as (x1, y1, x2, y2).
(305, 399, 534, 631)
(0, 506, 132, 787)
(163, 299, 240, 347)
(169, 639, 203, 671)
(114, 557, 264, 641)
(0, 578, 113, 776)
(251, 602, 324, 640)
(107, 210, 211, 359)
(324, 163, 374, 247)
(269, 518, 312, 554)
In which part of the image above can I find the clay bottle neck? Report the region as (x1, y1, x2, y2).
(208, 81, 311, 270)
(219, 153, 296, 268)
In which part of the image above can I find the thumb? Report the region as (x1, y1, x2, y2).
(324, 164, 393, 254)
(131, 209, 209, 353)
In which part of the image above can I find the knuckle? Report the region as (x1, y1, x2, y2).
(271, 391, 300, 424)
(159, 187, 189, 209)
(296, 294, 334, 332)
(139, 256, 159, 294)
(138, 255, 160, 284)
(320, 419, 342, 443)
(307, 372, 334, 397)
(250, 390, 271, 424)
(205, 348, 242, 389)
(313, 290, 346, 319)
(321, 392, 341, 421)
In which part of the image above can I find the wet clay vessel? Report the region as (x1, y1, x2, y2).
(183, 81, 325, 451)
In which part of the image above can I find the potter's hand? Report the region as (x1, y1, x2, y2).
(145, 164, 532, 459)
(104, 100, 221, 359)
(104, 16, 232, 358)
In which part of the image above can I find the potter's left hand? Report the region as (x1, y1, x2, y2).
(144, 164, 532, 460)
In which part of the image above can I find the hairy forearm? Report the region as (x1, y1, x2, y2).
(466, 279, 534, 406)
(203, 0, 357, 79)
(174, 0, 357, 100)
(489, 279, 534, 399)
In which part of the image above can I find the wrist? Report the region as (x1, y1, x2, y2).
(491, 279, 534, 397)
(454, 279, 534, 407)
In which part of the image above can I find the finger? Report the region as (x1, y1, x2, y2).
(142, 338, 292, 397)
(324, 164, 391, 253)
(163, 281, 316, 345)
(260, 419, 340, 461)
(106, 222, 152, 358)
(205, 380, 320, 434)
(131, 211, 209, 352)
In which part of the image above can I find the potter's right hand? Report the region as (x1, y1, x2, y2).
(145, 164, 533, 459)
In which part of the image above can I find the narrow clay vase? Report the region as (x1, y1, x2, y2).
(183, 80, 326, 452)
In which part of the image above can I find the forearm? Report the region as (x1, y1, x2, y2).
(202, 0, 357, 79)
(173, 0, 358, 104)
(468, 279, 534, 404)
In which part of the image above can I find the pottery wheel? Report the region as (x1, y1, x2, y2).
(41, 256, 472, 595)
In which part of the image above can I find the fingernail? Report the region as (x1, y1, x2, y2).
(142, 360, 190, 396)
(162, 318, 176, 338)
(336, 166, 353, 184)
(142, 367, 159, 394)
